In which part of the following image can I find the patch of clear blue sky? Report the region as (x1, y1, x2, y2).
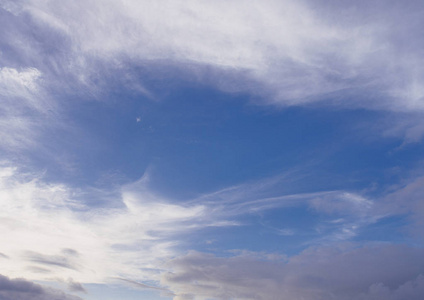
(353, 215, 412, 244)
(35, 83, 420, 201)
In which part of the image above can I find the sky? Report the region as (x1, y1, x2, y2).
(0, 0, 424, 299)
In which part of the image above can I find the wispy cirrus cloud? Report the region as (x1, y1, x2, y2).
(189, 172, 381, 243)
(0, 67, 48, 152)
(2, 0, 424, 111)
(0, 0, 423, 173)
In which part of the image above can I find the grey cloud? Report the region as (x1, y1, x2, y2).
(382, 176, 424, 238)
(0, 274, 83, 300)
(382, 115, 424, 147)
(61, 249, 79, 257)
(66, 279, 86, 294)
(354, 275, 424, 300)
(115, 278, 174, 297)
(26, 266, 51, 274)
(24, 251, 79, 270)
(162, 244, 424, 300)
(0, 253, 9, 259)
(368, 113, 424, 145)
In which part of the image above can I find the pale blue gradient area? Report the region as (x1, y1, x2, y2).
(37, 281, 170, 300)
(84, 284, 171, 300)
(26, 84, 423, 198)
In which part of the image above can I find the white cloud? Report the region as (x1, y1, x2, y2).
(4, 0, 422, 111)
(0, 67, 42, 103)
(1, 0, 423, 157)
(191, 175, 379, 242)
(0, 161, 385, 293)
(0, 164, 210, 284)
(0, 162, 422, 298)
(1, 2, 423, 298)
(0, 67, 48, 151)
(309, 192, 372, 215)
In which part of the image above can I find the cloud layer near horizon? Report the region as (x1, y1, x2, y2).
(163, 245, 424, 300)
(0, 161, 423, 299)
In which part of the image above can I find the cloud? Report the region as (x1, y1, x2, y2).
(1, 157, 420, 297)
(0, 159, 422, 299)
(0, 274, 82, 300)
(0, 159, 382, 290)
(24, 251, 80, 270)
(66, 279, 86, 294)
(1, 0, 423, 112)
(1, 0, 423, 163)
(0, 67, 48, 152)
(162, 244, 424, 300)
(0, 67, 42, 105)
(115, 277, 174, 297)
(355, 275, 424, 300)
(0, 163, 228, 284)
(381, 176, 424, 238)
(1, 1, 423, 299)
(191, 173, 380, 242)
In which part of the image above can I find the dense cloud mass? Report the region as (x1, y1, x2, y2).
(163, 245, 424, 300)
(0, 274, 83, 300)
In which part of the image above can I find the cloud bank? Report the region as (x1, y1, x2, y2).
(163, 245, 424, 300)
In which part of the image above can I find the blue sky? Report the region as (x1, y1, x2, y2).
(1, 1, 424, 299)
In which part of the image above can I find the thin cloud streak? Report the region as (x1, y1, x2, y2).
(115, 277, 175, 297)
